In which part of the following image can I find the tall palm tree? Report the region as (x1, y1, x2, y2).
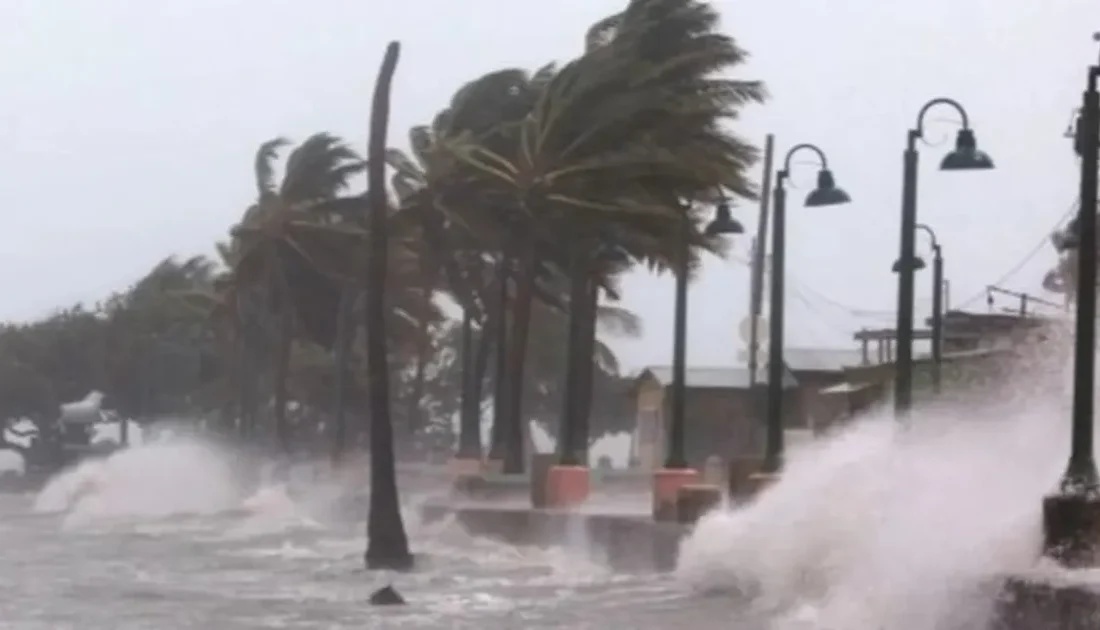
(386, 124, 498, 462)
(440, 0, 764, 469)
(330, 286, 358, 463)
(231, 133, 367, 457)
(363, 41, 413, 571)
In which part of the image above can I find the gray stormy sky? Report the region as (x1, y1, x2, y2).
(0, 0, 1097, 373)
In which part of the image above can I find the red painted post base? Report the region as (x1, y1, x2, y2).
(676, 483, 723, 525)
(653, 468, 700, 522)
(448, 458, 484, 477)
(546, 465, 590, 509)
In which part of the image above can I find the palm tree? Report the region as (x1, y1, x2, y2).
(439, 0, 764, 469)
(171, 240, 277, 439)
(329, 286, 358, 463)
(386, 121, 501, 464)
(363, 41, 414, 571)
(230, 133, 367, 458)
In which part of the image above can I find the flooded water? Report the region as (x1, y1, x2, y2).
(0, 445, 739, 630)
(1, 348, 1091, 630)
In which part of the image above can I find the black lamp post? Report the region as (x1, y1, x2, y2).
(1044, 63, 1100, 568)
(664, 199, 744, 470)
(892, 223, 945, 394)
(893, 99, 994, 417)
(761, 144, 851, 474)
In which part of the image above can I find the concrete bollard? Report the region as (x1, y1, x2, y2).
(995, 576, 1100, 629)
(676, 484, 723, 525)
(653, 468, 700, 522)
(546, 465, 590, 509)
(529, 453, 556, 508)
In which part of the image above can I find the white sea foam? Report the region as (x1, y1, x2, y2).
(677, 336, 1078, 630)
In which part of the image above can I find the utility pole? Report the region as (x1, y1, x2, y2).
(747, 134, 774, 433)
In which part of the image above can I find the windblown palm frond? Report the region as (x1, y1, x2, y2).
(254, 137, 290, 198)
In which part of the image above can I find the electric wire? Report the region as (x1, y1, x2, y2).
(954, 199, 1079, 310)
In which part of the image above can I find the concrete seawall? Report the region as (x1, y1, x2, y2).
(420, 501, 690, 572)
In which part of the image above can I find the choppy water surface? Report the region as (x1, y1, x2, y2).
(0, 445, 734, 630)
(1, 349, 1092, 630)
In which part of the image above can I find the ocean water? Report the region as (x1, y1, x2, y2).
(0, 439, 722, 629)
(1, 337, 1093, 629)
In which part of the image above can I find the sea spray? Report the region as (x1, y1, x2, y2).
(33, 438, 244, 524)
(676, 336, 1075, 630)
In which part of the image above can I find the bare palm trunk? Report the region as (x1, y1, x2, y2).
(557, 253, 591, 466)
(403, 265, 436, 452)
(464, 306, 496, 453)
(331, 288, 355, 466)
(488, 256, 510, 462)
(456, 306, 482, 458)
(238, 325, 256, 440)
(363, 41, 412, 571)
(501, 250, 537, 474)
(574, 276, 599, 466)
(273, 307, 293, 457)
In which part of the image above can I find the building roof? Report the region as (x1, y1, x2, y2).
(638, 366, 799, 390)
(784, 347, 866, 373)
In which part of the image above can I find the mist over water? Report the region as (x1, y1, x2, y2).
(33, 439, 246, 526)
(8, 329, 1096, 628)
(5, 431, 661, 629)
(677, 332, 1081, 629)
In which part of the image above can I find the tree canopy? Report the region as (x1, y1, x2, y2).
(0, 0, 765, 465)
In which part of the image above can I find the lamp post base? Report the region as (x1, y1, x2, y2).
(995, 576, 1100, 630)
(675, 483, 722, 525)
(546, 465, 590, 509)
(1043, 492, 1100, 567)
(995, 491, 1100, 628)
(653, 468, 699, 522)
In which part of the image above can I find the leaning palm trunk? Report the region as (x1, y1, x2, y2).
(557, 251, 592, 466)
(331, 287, 356, 466)
(501, 248, 537, 474)
(488, 255, 510, 462)
(272, 306, 293, 457)
(465, 306, 497, 453)
(574, 275, 599, 466)
(403, 264, 436, 451)
(236, 330, 252, 439)
(363, 41, 412, 571)
(456, 306, 483, 458)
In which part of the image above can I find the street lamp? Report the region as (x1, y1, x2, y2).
(650, 197, 743, 521)
(665, 199, 744, 469)
(893, 98, 994, 416)
(761, 144, 851, 475)
(1044, 63, 1100, 568)
(891, 223, 945, 394)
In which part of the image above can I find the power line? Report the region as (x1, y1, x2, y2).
(790, 288, 869, 339)
(956, 199, 1079, 310)
(788, 275, 902, 319)
(725, 253, 902, 319)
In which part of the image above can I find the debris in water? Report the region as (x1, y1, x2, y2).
(369, 584, 406, 606)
